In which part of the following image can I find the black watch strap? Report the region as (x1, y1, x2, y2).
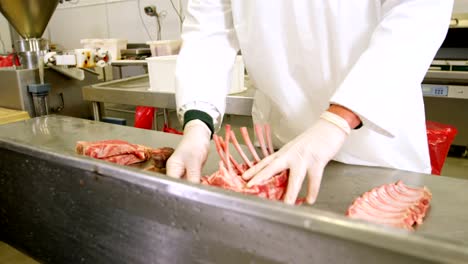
(354, 122, 363, 130)
(183, 109, 215, 138)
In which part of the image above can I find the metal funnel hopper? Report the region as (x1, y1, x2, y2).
(0, 0, 60, 39)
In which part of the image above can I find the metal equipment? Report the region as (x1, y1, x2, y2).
(0, 0, 108, 119)
(423, 13, 468, 147)
(27, 83, 51, 116)
(1, 116, 468, 263)
(0, 0, 59, 69)
(0, 0, 59, 117)
(82, 75, 255, 124)
(120, 47, 151, 60)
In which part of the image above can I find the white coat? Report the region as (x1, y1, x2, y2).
(175, 0, 454, 174)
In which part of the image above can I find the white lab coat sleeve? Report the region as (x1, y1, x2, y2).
(329, 0, 453, 137)
(175, 0, 240, 130)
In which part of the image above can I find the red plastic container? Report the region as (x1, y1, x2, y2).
(163, 123, 183, 135)
(134, 106, 155, 130)
(426, 121, 458, 175)
(0, 54, 20, 68)
(134, 106, 183, 135)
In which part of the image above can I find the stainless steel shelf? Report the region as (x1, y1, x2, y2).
(424, 70, 468, 85)
(110, 60, 148, 67)
(82, 75, 255, 121)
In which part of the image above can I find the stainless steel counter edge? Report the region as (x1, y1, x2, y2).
(81, 75, 255, 116)
(424, 70, 468, 85)
(1, 138, 467, 263)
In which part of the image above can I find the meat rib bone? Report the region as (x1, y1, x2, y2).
(240, 127, 261, 162)
(213, 134, 239, 174)
(254, 124, 270, 158)
(229, 130, 254, 168)
(218, 136, 245, 174)
(264, 124, 274, 155)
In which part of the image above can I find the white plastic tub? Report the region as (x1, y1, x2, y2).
(80, 39, 127, 61)
(146, 55, 246, 94)
(146, 40, 182, 57)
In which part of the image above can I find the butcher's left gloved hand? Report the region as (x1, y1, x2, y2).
(242, 112, 351, 205)
(166, 119, 211, 183)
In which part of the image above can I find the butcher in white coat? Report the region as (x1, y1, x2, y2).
(166, 0, 454, 204)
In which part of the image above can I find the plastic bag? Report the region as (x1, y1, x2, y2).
(134, 106, 183, 135)
(0, 54, 20, 68)
(163, 123, 183, 135)
(426, 121, 458, 175)
(134, 106, 155, 130)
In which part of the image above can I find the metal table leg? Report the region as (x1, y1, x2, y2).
(163, 108, 170, 129)
(153, 108, 159, 131)
(92, 102, 101, 121)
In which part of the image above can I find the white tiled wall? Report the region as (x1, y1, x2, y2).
(0, 0, 466, 53)
(47, 0, 187, 50)
(0, 0, 187, 52)
(47, 4, 109, 50)
(0, 13, 12, 53)
(454, 0, 468, 12)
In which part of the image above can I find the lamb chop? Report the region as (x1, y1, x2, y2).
(202, 124, 304, 204)
(346, 181, 432, 231)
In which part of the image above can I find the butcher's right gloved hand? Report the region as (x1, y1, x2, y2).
(242, 112, 350, 204)
(166, 119, 211, 183)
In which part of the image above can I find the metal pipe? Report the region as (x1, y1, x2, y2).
(92, 102, 101, 121)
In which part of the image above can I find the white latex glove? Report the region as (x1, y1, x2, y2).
(242, 114, 349, 205)
(166, 119, 211, 183)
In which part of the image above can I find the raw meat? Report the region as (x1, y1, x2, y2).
(346, 181, 432, 231)
(142, 147, 176, 174)
(151, 147, 175, 169)
(75, 140, 173, 167)
(102, 154, 143, 166)
(76, 140, 149, 160)
(202, 124, 304, 204)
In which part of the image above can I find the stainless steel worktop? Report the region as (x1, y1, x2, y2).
(82, 75, 255, 120)
(1, 116, 468, 263)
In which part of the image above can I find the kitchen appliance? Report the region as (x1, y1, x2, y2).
(0, 0, 108, 118)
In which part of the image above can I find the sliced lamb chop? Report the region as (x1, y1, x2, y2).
(346, 181, 432, 230)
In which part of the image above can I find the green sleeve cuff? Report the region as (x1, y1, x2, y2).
(183, 110, 215, 138)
